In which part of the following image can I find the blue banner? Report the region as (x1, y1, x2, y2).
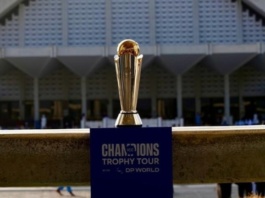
(90, 127, 172, 198)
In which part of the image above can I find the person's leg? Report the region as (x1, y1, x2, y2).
(237, 183, 244, 198)
(256, 182, 265, 196)
(56, 186, 64, 195)
(244, 182, 253, 197)
(237, 183, 253, 198)
(66, 186, 72, 193)
(67, 186, 75, 196)
(217, 184, 222, 198)
(218, 183, 232, 198)
(252, 182, 256, 195)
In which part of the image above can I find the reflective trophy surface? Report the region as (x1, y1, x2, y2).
(114, 39, 143, 127)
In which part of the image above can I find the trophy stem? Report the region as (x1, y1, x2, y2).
(123, 54, 132, 111)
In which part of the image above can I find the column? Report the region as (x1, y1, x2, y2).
(151, 67, 157, 117)
(238, 70, 244, 119)
(151, 94, 157, 118)
(224, 74, 230, 124)
(62, 69, 69, 113)
(87, 100, 91, 117)
(107, 68, 113, 118)
(107, 98, 113, 118)
(195, 66, 201, 113)
(177, 75, 182, 118)
(34, 78, 39, 126)
(81, 77, 87, 116)
(19, 76, 25, 120)
(94, 100, 101, 117)
(192, 0, 200, 116)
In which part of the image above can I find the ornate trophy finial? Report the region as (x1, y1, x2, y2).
(114, 39, 143, 127)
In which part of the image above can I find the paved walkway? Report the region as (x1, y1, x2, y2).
(0, 184, 241, 198)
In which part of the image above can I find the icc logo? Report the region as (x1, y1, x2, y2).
(126, 144, 136, 157)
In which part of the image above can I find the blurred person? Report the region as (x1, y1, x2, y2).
(248, 119, 253, 125)
(253, 114, 259, 125)
(56, 186, 75, 196)
(239, 120, 245, 125)
(41, 114, 47, 129)
(195, 112, 201, 126)
(24, 122, 29, 129)
(236, 182, 252, 198)
(80, 113, 85, 128)
(203, 122, 210, 126)
(255, 182, 265, 197)
(63, 119, 67, 128)
(221, 117, 228, 126)
(217, 183, 232, 198)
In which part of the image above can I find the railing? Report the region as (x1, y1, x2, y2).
(85, 117, 185, 128)
(1, 125, 265, 186)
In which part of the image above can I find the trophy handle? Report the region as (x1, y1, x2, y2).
(132, 54, 143, 111)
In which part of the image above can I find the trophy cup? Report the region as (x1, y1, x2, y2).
(114, 39, 143, 127)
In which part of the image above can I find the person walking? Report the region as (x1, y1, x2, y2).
(41, 114, 47, 129)
(217, 183, 232, 198)
(236, 182, 252, 198)
(255, 182, 265, 197)
(56, 186, 75, 196)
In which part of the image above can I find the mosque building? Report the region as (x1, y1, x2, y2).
(0, 0, 265, 127)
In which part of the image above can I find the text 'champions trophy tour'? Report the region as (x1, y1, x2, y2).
(101, 143, 160, 173)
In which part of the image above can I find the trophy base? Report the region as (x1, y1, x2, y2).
(115, 112, 142, 128)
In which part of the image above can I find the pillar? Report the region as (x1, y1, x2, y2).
(94, 100, 101, 117)
(151, 67, 157, 117)
(19, 76, 25, 120)
(195, 66, 201, 113)
(86, 100, 91, 117)
(107, 98, 113, 118)
(106, 68, 113, 118)
(238, 71, 244, 119)
(81, 77, 87, 116)
(177, 75, 182, 118)
(19, 100, 24, 120)
(151, 96, 157, 118)
(34, 78, 39, 125)
(224, 74, 230, 124)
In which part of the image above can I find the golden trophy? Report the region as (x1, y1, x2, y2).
(114, 39, 143, 127)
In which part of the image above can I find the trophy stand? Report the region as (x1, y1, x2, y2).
(90, 39, 172, 198)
